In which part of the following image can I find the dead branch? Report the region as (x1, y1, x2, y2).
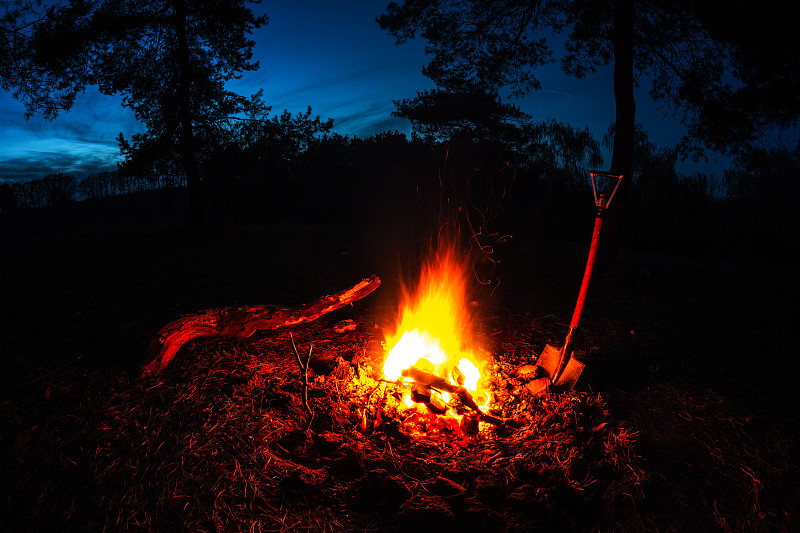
(291, 333, 314, 429)
(141, 275, 381, 377)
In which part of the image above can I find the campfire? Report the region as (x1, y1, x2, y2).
(141, 239, 503, 438)
(380, 245, 502, 432)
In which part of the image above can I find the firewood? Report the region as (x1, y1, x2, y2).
(141, 275, 381, 377)
(401, 366, 460, 394)
(401, 366, 504, 426)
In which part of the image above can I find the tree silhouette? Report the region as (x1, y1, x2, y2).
(394, 86, 529, 143)
(1, 0, 82, 118)
(0, 182, 16, 212)
(8, 173, 76, 208)
(78, 170, 121, 200)
(672, 1, 800, 155)
(378, 0, 800, 252)
(33, 0, 267, 226)
(524, 118, 604, 180)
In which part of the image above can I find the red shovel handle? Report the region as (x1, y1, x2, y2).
(570, 171, 623, 330)
(569, 212, 604, 330)
(554, 198, 605, 380)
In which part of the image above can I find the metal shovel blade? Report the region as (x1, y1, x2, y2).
(537, 344, 562, 381)
(537, 343, 585, 391)
(554, 356, 584, 391)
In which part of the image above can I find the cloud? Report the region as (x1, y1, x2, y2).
(329, 100, 409, 136)
(2, 90, 140, 152)
(0, 87, 139, 183)
(354, 115, 411, 137)
(253, 57, 432, 138)
(0, 147, 120, 183)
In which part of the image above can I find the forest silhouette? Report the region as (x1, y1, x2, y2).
(1, 0, 797, 264)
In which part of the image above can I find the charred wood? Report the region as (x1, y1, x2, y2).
(401, 366, 504, 426)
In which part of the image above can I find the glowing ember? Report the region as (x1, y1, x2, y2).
(383, 245, 490, 416)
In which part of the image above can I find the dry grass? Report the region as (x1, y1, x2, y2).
(2, 317, 649, 532)
(1, 223, 798, 532)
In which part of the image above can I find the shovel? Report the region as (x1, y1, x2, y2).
(538, 170, 623, 391)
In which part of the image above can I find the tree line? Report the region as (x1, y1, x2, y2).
(1, 111, 798, 263)
(0, 168, 174, 211)
(1, 0, 798, 262)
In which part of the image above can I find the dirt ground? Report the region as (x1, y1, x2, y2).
(1, 219, 798, 531)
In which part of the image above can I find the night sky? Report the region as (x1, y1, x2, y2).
(0, 0, 724, 184)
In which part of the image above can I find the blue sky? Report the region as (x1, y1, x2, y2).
(0, 0, 727, 184)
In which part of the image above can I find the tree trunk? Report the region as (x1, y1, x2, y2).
(173, 0, 204, 228)
(606, 0, 636, 258)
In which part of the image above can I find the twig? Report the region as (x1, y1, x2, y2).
(368, 380, 395, 403)
(290, 333, 314, 430)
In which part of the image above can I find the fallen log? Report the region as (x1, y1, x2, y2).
(141, 275, 381, 377)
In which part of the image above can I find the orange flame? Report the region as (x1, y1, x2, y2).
(383, 245, 490, 413)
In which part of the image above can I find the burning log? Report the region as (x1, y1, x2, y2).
(400, 366, 504, 426)
(141, 275, 381, 377)
(410, 383, 447, 414)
